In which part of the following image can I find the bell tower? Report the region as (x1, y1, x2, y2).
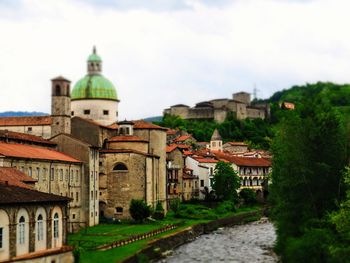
(51, 76, 71, 137)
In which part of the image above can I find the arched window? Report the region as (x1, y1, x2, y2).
(18, 216, 25, 244)
(55, 85, 61, 96)
(113, 163, 128, 171)
(37, 214, 43, 241)
(53, 213, 59, 239)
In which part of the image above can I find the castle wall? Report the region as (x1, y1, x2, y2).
(213, 109, 227, 123)
(169, 106, 189, 119)
(188, 108, 214, 120)
(233, 92, 251, 104)
(210, 99, 229, 108)
(236, 103, 248, 120)
(247, 107, 265, 119)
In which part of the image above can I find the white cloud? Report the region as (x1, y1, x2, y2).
(0, 0, 350, 119)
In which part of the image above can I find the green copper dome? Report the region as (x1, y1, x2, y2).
(71, 47, 118, 101)
(71, 75, 118, 101)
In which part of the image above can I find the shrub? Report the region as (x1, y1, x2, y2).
(239, 188, 257, 205)
(129, 199, 151, 223)
(153, 201, 165, 220)
(215, 200, 236, 214)
(169, 198, 181, 214)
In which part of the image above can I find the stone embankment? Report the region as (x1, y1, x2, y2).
(122, 210, 261, 263)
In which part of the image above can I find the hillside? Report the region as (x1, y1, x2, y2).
(156, 82, 350, 150)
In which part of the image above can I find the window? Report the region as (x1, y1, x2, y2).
(50, 168, 54, 181)
(71, 111, 74, 116)
(84, 109, 90, 115)
(113, 163, 128, 171)
(76, 192, 79, 202)
(18, 216, 25, 244)
(116, 207, 123, 213)
(184, 182, 186, 188)
(36, 167, 40, 180)
(37, 214, 44, 241)
(91, 191, 93, 199)
(42, 168, 47, 181)
(65, 169, 68, 181)
(212, 142, 216, 147)
(60, 169, 63, 181)
(72, 214, 76, 219)
(103, 110, 109, 115)
(55, 84, 61, 95)
(53, 213, 59, 239)
(200, 180, 204, 187)
(0, 227, 3, 249)
(76, 170, 79, 182)
(28, 167, 32, 177)
(27, 127, 32, 132)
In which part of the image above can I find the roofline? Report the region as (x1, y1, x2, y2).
(0, 155, 84, 164)
(100, 149, 160, 158)
(71, 98, 120, 102)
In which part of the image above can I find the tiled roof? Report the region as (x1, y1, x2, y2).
(193, 157, 218, 163)
(109, 135, 148, 143)
(0, 142, 82, 163)
(0, 130, 56, 146)
(0, 167, 36, 189)
(133, 120, 168, 130)
(0, 116, 52, 126)
(183, 150, 193, 156)
(176, 144, 190, 149)
(174, 135, 193, 142)
(166, 144, 178, 153)
(72, 116, 114, 129)
(166, 129, 177, 135)
(0, 183, 70, 204)
(213, 151, 271, 167)
(226, 142, 248, 147)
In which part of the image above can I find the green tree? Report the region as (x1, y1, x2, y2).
(212, 161, 241, 202)
(239, 188, 257, 205)
(269, 93, 347, 259)
(129, 199, 151, 223)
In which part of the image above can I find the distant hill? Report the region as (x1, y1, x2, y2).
(143, 116, 163, 122)
(0, 111, 48, 117)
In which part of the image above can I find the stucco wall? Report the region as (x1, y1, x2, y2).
(0, 125, 51, 139)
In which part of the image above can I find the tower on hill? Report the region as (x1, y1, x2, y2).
(70, 47, 119, 126)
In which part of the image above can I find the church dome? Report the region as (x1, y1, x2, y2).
(71, 75, 118, 101)
(71, 47, 118, 101)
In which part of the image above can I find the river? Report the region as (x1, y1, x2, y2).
(159, 219, 278, 263)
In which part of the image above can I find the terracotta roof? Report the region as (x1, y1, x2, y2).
(193, 157, 218, 163)
(226, 142, 248, 147)
(51, 76, 71, 82)
(183, 150, 193, 156)
(133, 120, 168, 130)
(0, 167, 37, 189)
(108, 135, 148, 143)
(174, 135, 193, 142)
(0, 116, 52, 126)
(106, 123, 119, 129)
(0, 183, 70, 204)
(0, 142, 82, 163)
(176, 144, 190, 149)
(166, 129, 177, 135)
(0, 130, 56, 146)
(213, 151, 271, 167)
(100, 149, 160, 158)
(166, 144, 178, 153)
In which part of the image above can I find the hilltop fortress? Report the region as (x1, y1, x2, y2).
(164, 92, 270, 123)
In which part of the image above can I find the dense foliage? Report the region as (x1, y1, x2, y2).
(129, 199, 151, 223)
(212, 161, 241, 202)
(158, 113, 273, 149)
(269, 91, 349, 262)
(239, 188, 257, 205)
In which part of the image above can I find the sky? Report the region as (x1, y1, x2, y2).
(1, 0, 350, 120)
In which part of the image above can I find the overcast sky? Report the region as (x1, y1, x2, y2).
(1, 0, 350, 119)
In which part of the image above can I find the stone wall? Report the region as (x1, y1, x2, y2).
(0, 125, 51, 139)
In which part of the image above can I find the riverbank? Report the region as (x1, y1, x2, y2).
(122, 210, 262, 263)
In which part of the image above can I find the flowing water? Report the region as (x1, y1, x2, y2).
(159, 219, 278, 263)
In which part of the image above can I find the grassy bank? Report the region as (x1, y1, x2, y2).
(69, 204, 261, 263)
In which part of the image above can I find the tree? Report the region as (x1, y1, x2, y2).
(212, 161, 241, 202)
(269, 93, 347, 258)
(129, 199, 151, 223)
(239, 188, 257, 205)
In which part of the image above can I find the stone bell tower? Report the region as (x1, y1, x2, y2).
(51, 76, 71, 137)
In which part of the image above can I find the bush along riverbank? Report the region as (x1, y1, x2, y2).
(122, 209, 262, 263)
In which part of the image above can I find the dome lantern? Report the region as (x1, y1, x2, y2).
(87, 46, 102, 74)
